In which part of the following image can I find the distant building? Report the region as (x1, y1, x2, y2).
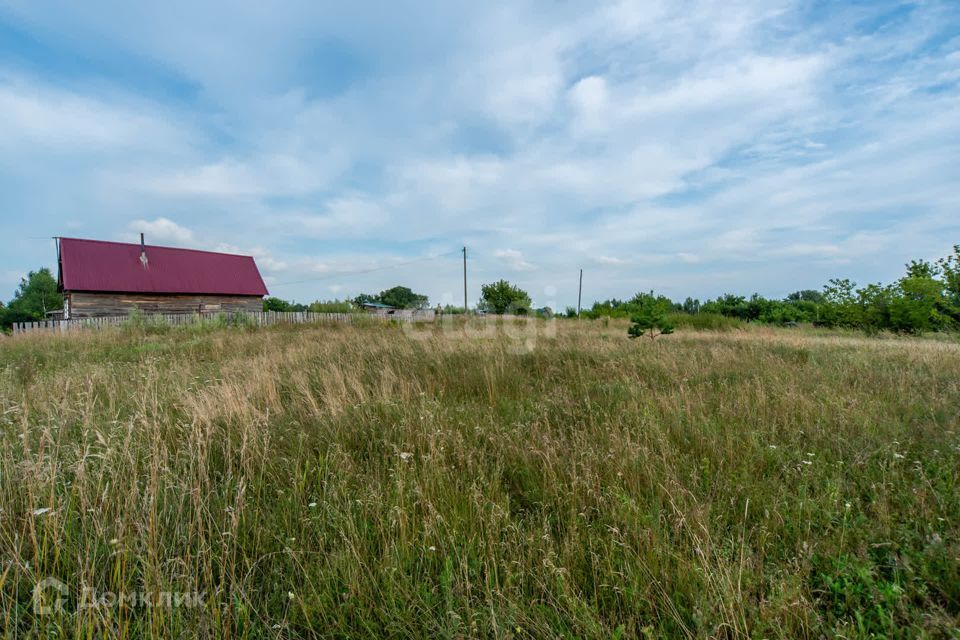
(361, 302, 396, 313)
(360, 301, 436, 322)
(57, 236, 268, 319)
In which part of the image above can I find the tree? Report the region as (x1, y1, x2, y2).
(478, 280, 532, 315)
(681, 297, 701, 314)
(905, 259, 940, 280)
(353, 293, 379, 307)
(308, 299, 356, 313)
(376, 286, 428, 309)
(937, 245, 960, 307)
(786, 290, 825, 304)
(263, 297, 307, 312)
(888, 276, 943, 333)
(353, 286, 428, 309)
(3, 269, 61, 327)
(627, 295, 675, 340)
(820, 279, 859, 328)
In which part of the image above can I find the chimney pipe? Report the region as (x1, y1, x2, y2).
(139, 233, 149, 268)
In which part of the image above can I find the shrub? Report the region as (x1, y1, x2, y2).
(668, 312, 744, 331)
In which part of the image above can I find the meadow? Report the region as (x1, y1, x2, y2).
(0, 319, 958, 638)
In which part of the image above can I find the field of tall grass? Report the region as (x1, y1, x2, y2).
(1, 320, 958, 638)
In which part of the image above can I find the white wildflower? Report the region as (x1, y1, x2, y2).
(399, 452, 413, 462)
(33, 507, 52, 517)
(309, 502, 317, 508)
(428, 546, 436, 552)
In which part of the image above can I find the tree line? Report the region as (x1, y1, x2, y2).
(580, 245, 960, 334)
(3, 246, 959, 334)
(262, 282, 534, 316)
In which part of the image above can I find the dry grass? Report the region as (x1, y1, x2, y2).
(1, 320, 958, 638)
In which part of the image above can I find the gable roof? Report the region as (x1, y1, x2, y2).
(59, 237, 269, 296)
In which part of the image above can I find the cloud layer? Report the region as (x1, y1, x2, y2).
(1, 0, 958, 307)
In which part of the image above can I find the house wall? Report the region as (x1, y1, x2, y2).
(65, 292, 263, 318)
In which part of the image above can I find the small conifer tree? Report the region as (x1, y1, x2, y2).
(627, 303, 675, 340)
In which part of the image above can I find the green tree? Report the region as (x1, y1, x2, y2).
(2, 269, 62, 328)
(888, 276, 944, 333)
(479, 280, 532, 315)
(263, 297, 307, 312)
(821, 278, 859, 327)
(353, 293, 379, 307)
(701, 294, 749, 319)
(308, 299, 356, 313)
(681, 297, 701, 314)
(787, 289, 825, 304)
(937, 245, 960, 312)
(904, 259, 939, 280)
(627, 295, 675, 340)
(353, 287, 428, 309)
(376, 286, 428, 309)
(855, 283, 893, 334)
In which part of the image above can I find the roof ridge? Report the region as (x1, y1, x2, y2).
(58, 237, 255, 259)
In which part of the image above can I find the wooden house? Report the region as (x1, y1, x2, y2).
(57, 236, 268, 319)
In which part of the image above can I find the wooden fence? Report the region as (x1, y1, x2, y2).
(11, 310, 437, 335)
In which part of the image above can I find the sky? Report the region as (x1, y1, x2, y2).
(1, 0, 958, 310)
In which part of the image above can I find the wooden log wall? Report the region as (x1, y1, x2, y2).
(67, 292, 264, 318)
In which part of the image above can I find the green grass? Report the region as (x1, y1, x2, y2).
(0, 321, 958, 638)
(667, 312, 745, 331)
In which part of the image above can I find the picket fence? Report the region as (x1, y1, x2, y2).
(11, 310, 437, 335)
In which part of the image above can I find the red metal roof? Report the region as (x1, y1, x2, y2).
(59, 237, 269, 296)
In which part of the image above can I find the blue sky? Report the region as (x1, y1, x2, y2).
(1, 1, 958, 309)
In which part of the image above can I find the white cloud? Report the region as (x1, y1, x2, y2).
(125, 151, 346, 200)
(213, 243, 289, 275)
(494, 249, 536, 271)
(1, 0, 958, 307)
(0, 74, 187, 152)
(289, 196, 390, 238)
(128, 218, 195, 246)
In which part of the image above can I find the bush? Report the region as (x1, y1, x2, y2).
(668, 313, 744, 331)
(308, 300, 357, 313)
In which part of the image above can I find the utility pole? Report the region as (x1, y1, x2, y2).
(462, 246, 468, 313)
(577, 268, 583, 318)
